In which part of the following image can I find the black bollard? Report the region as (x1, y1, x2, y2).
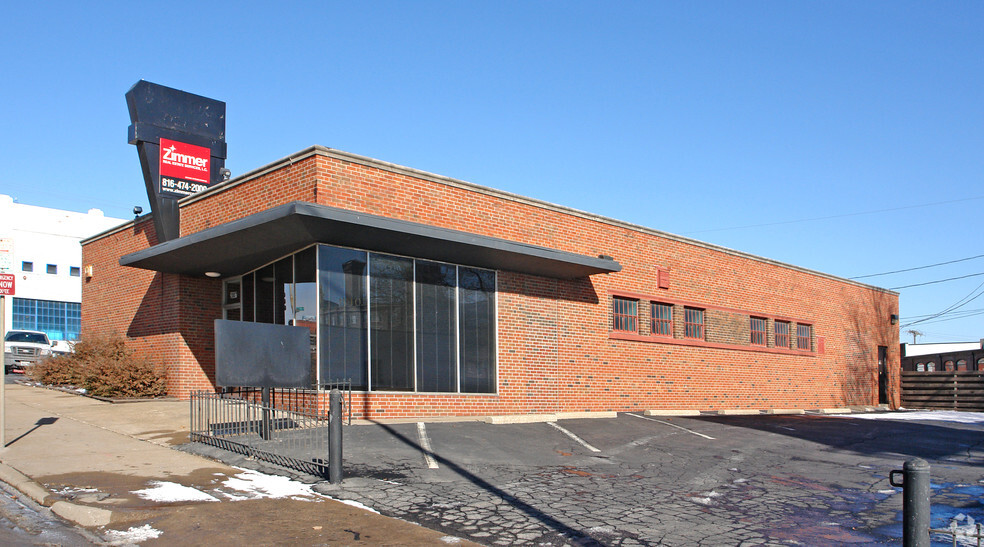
(260, 387, 272, 440)
(890, 458, 930, 547)
(329, 389, 343, 484)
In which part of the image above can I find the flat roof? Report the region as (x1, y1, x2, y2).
(119, 201, 621, 279)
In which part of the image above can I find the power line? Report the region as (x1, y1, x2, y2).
(890, 272, 984, 290)
(850, 253, 984, 280)
(899, 279, 984, 328)
(683, 195, 984, 235)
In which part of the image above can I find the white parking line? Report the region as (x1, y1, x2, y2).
(626, 413, 716, 440)
(548, 422, 601, 452)
(416, 422, 440, 469)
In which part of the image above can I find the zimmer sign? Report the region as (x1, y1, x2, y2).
(159, 138, 211, 197)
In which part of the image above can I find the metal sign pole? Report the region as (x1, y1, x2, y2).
(1, 294, 6, 449)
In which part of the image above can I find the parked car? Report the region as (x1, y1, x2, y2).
(3, 330, 64, 374)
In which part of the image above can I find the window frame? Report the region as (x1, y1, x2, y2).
(46, 264, 57, 275)
(612, 297, 639, 333)
(683, 307, 705, 340)
(775, 320, 790, 349)
(750, 317, 767, 346)
(796, 323, 812, 351)
(21, 261, 33, 273)
(651, 302, 672, 337)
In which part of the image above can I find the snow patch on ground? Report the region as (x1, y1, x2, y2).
(104, 524, 163, 544)
(221, 468, 322, 500)
(832, 410, 984, 424)
(440, 536, 463, 543)
(333, 497, 381, 514)
(132, 481, 219, 502)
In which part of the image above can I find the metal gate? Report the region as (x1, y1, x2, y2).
(190, 384, 349, 478)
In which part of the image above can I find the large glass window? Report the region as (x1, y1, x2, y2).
(319, 246, 368, 389)
(11, 298, 81, 340)
(416, 261, 457, 392)
(459, 267, 496, 393)
(370, 254, 414, 391)
(236, 244, 496, 394)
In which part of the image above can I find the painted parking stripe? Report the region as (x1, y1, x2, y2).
(416, 422, 440, 469)
(548, 422, 601, 452)
(626, 413, 716, 440)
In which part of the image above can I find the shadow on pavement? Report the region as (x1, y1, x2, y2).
(695, 414, 984, 461)
(5, 417, 59, 448)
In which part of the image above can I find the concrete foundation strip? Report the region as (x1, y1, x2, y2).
(626, 413, 716, 440)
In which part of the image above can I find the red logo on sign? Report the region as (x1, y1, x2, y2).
(160, 138, 210, 184)
(0, 273, 14, 296)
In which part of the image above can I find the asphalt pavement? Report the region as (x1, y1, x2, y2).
(0, 378, 982, 545)
(0, 381, 472, 545)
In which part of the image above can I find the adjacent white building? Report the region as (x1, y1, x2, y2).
(0, 195, 125, 341)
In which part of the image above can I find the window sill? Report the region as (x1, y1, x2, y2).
(609, 331, 817, 357)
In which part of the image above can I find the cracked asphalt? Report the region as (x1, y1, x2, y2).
(190, 412, 984, 546)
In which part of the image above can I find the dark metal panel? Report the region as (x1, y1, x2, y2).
(214, 319, 312, 388)
(125, 80, 227, 243)
(120, 202, 622, 279)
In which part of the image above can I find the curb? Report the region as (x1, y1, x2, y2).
(0, 461, 117, 527)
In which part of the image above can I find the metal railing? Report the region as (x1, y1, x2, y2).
(930, 522, 983, 547)
(190, 387, 346, 479)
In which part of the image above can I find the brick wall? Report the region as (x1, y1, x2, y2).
(82, 147, 900, 413)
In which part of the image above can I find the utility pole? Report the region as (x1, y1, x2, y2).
(905, 329, 923, 345)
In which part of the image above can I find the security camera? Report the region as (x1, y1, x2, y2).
(220, 168, 232, 181)
(133, 206, 143, 216)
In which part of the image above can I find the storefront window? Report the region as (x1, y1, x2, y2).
(319, 246, 368, 389)
(416, 261, 457, 392)
(234, 244, 497, 393)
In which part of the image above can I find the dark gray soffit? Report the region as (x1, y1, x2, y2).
(119, 202, 621, 279)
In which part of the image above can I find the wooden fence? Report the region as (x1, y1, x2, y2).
(901, 371, 984, 411)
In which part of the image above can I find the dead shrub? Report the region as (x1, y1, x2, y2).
(29, 333, 166, 399)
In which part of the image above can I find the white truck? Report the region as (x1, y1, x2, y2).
(4, 330, 69, 374)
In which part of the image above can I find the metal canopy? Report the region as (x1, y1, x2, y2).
(120, 202, 621, 279)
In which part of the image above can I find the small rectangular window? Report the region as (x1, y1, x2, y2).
(775, 321, 790, 348)
(613, 297, 638, 333)
(750, 317, 766, 346)
(22, 261, 33, 272)
(46, 264, 57, 275)
(651, 302, 672, 336)
(69, 266, 81, 277)
(796, 324, 812, 351)
(684, 307, 704, 339)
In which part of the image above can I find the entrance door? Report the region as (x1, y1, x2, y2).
(878, 346, 888, 405)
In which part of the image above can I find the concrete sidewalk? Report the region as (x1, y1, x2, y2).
(0, 383, 468, 545)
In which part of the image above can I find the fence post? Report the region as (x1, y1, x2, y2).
(890, 458, 930, 547)
(261, 387, 272, 440)
(329, 389, 343, 484)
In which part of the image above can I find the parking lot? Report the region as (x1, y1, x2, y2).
(303, 412, 984, 546)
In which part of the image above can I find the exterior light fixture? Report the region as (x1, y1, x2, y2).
(890, 314, 899, 325)
(205, 272, 221, 278)
(83, 265, 94, 280)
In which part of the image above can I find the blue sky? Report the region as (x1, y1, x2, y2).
(1, 1, 981, 343)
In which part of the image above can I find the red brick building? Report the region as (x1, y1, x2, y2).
(81, 146, 900, 417)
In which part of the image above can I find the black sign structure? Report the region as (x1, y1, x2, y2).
(214, 320, 313, 388)
(126, 80, 227, 243)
